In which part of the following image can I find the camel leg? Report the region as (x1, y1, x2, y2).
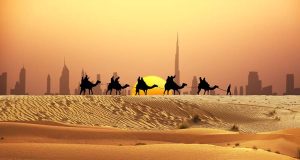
(197, 88, 201, 95)
(80, 88, 83, 95)
(91, 89, 93, 95)
(163, 90, 166, 95)
(177, 90, 180, 95)
(167, 90, 169, 95)
(204, 90, 206, 95)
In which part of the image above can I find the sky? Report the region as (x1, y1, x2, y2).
(0, 0, 300, 95)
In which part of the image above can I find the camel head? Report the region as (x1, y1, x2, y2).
(95, 80, 101, 85)
(123, 84, 130, 88)
(213, 85, 219, 89)
(182, 83, 187, 87)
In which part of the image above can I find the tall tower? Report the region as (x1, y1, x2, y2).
(11, 66, 26, 95)
(59, 59, 70, 95)
(19, 66, 26, 94)
(45, 74, 51, 95)
(0, 72, 7, 95)
(190, 76, 198, 95)
(286, 74, 294, 95)
(175, 33, 180, 84)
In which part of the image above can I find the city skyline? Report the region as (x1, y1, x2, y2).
(1, 65, 300, 95)
(1, 0, 300, 94)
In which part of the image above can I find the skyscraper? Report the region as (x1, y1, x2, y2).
(284, 74, 300, 95)
(59, 59, 70, 95)
(239, 86, 244, 95)
(234, 86, 238, 95)
(0, 72, 7, 95)
(11, 66, 27, 95)
(174, 33, 180, 84)
(45, 74, 51, 95)
(246, 71, 273, 95)
(190, 76, 198, 95)
(246, 72, 262, 95)
(286, 74, 294, 94)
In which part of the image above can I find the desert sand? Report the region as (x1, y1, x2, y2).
(0, 95, 299, 159)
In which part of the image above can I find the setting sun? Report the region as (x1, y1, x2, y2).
(131, 75, 167, 95)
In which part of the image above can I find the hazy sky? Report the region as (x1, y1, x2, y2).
(1, 0, 300, 94)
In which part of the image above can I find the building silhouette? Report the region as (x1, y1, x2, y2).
(0, 72, 7, 95)
(59, 59, 70, 95)
(246, 71, 273, 95)
(94, 74, 102, 95)
(239, 86, 244, 95)
(45, 74, 52, 95)
(284, 74, 300, 95)
(174, 33, 180, 85)
(234, 86, 238, 95)
(11, 66, 27, 95)
(190, 76, 198, 95)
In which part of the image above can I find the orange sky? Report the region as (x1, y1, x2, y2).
(1, 0, 300, 94)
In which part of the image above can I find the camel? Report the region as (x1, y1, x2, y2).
(106, 83, 130, 95)
(135, 77, 158, 95)
(197, 85, 219, 95)
(80, 80, 101, 95)
(164, 75, 187, 95)
(135, 84, 158, 95)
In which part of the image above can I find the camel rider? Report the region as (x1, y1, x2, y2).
(140, 77, 147, 86)
(203, 77, 210, 88)
(115, 77, 120, 85)
(83, 75, 89, 83)
(110, 76, 115, 84)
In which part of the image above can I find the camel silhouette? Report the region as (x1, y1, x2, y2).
(197, 84, 219, 95)
(106, 83, 130, 95)
(106, 76, 129, 95)
(80, 80, 101, 95)
(164, 75, 187, 95)
(135, 77, 158, 95)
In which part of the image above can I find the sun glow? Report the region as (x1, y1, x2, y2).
(131, 75, 166, 95)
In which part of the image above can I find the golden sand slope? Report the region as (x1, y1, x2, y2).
(0, 95, 299, 132)
(0, 122, 298, 159)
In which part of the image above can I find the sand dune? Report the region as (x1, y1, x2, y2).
(0, 95, 299, 159)
(0, 95, 299, 132)
(0, 122, 299, 159)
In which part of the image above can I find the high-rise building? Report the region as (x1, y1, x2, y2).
(94, 74, 102, 95)
(234, 86, 238, 95)
(59, 59, 70, 95)
(239, 86, 244, 95)
(284, 74, 300, 95)
(190, 76, 198, 95)
(174, 33, 180, 84)
(246, 71, 273, 95)
(45, 74, 51, 95)
(11, 66, 27, 95)
(261, 85, 273, 95)
(246, 72, 262, 95)
(0, 72, 7, 95)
